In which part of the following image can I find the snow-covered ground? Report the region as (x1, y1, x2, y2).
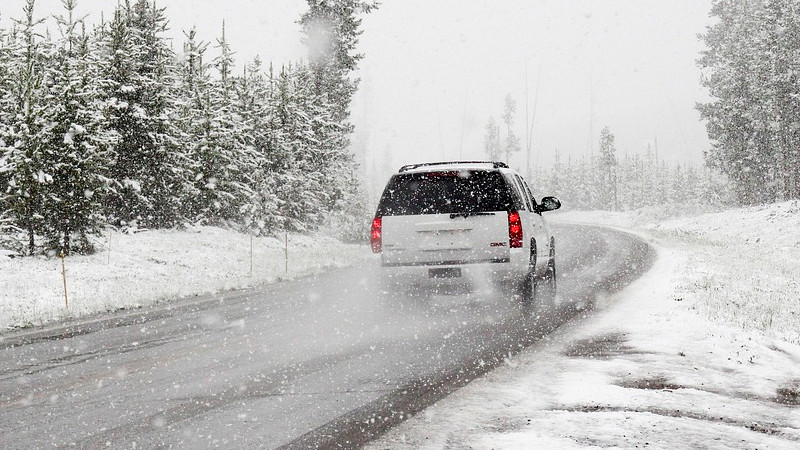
(3, 203, 799, 448)
(368, 201, 800, 449)
(0, 227, 370, 330)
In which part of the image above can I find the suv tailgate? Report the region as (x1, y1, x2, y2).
(382, 212, 510, 266)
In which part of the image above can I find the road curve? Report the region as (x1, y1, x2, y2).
(0, 224, 654, 448)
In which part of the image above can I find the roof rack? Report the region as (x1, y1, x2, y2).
(398, 161, 509, 173)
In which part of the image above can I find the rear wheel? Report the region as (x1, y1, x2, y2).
(538, 237, 557, 305)
(521, 239, 537, 306)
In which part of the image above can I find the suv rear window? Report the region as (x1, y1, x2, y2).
(376, 170, 514, 216)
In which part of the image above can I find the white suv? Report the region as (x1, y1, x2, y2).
(370, 161, 561, 303)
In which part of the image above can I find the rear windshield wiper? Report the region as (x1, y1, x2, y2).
(449, 212, 496, 219)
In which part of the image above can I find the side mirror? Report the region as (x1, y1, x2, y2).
(538, 196, 561, 213)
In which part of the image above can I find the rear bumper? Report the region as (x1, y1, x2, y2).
(379, 249, 528, 289)
(382, 257, 510, 267)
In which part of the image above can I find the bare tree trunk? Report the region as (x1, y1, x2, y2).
(794, 148, 800, 199)
(28, 226, 34, 256)
(63, 228, 71, 256)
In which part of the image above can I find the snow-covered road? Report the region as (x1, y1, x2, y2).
(0, 224, 651, 448)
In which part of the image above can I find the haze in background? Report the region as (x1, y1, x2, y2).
(1, 0, 713, 192)
(354, 0, 713, 188)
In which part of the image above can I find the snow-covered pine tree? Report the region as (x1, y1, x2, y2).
(236, 57, 283, 236)
(549, 150, 563, 202)
(293, 61, 354, 218)
(210, 23, 257, 224)
(172, 26, 205, 220)
(762, 0, 800, 200)
(597, 126, 618, 209)
(99, 0, 189, 229)
(639, 145, 657, 207)
(271, 63, 322, 232)
(668, 164, 685, 204)
(697, 0, 800, 204)
(2, 0, 50, 254)
(37, 0, 118, 254)
(559, 156, 577, 207)
(501, 94, 521, 164)
(483, 116, 501, 161)
(0, 12, 13, 236)
(299, 0, 377, 124)
(299, 0, 376, 237)
(684, 165, 701, 201)
(628, 154, 645, 209)
(176, 25, 254, 226)
(654, 160, 672, 205)
(573, 156, 596, 209)
(615, 154, 634, 209)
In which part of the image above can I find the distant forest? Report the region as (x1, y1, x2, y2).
(527, 127, 732, 212)
(0, 0, 376, 256)
(483, 107, 732, 212)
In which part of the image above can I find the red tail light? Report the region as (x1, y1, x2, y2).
(508, 211, 523, 248)
(371, 216, 382, 253)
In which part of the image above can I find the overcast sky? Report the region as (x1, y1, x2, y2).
(2, 0, 713, 182)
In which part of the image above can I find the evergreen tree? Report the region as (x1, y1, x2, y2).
(762, 0, 800, 199)
(700, 0, 773, 203)
(668, 164, 684, 203)
(616, 154, 634, 209)
(176, 25, 253, 225)
(501, 94, 520, 164)
(683, 165, 701, 201)
(99, 0, 189, 229)
(0, 12, 13, 234)
(698, 0, 800, 203)
(0, 0, 380, 248)
(38, 0, 118, 254)
(483, 116, 501, 161)
(207, 24, 256, 225)
(2, 0, 50, 254)
(574, 157, 596, 209)
(527, 145, 722, 212)
(549, 150, 563, 199)
(271, 64, 323, 231)
(641, 145, 657, 207)
(236, 57, 282, 235)
(299, 0, 377, 124)
(298, 1, 376, 237)
(597, 126, 618, 209)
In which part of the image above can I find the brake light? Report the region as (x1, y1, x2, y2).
(508, 211, 523, 248)
(371, 216, 382, 253)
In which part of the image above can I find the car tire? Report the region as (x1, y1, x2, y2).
(530, 238, 557, 315)
(539, 237, 557, 304)
(521, 239, 537, 306)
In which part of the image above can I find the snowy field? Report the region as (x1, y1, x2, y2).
(0, 227, 370, 330)
(368, 201, 800, 449)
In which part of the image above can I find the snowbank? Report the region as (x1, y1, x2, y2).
(0, 227, 370, 330)
(558, 201, 800, 345)
(368, 201, 800, 448)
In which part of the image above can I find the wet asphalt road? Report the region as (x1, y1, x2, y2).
(0, 224, 654, 448)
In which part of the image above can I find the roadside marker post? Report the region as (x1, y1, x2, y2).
(60, 250, 69, 309)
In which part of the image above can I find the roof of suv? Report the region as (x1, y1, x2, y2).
(397, 161, 510, 174)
